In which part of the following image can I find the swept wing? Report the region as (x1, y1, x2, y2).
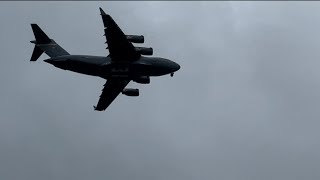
(95, 8, 140, 111)
(100, 7, 140, 62)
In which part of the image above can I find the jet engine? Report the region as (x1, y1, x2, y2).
(135, 47, 153, 56)
(126, 35, 144, 43)
(133, 76, 150, 84)
(122, 88, 139, 96)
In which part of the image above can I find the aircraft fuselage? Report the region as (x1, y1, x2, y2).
(44, 55, 180, 80)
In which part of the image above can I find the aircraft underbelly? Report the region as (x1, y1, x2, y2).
(134, 59, 171, 76)
(101, 63, 151, 77)
(67, 62, 100, 76)
(64, 61, 167, 78)
(131, 62, 167, 76)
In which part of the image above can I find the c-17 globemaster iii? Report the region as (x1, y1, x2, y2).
(29, 7, 180, 111)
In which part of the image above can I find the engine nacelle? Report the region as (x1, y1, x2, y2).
(133, 76, 150, 84)
(126, 35, 144, 43)
(122, 88, 139, 96)
(135, 47, 153, 56)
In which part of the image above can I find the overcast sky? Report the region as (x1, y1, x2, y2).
(1, 1, 320, 180)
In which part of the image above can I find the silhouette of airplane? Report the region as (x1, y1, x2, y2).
(30, 7, 180, 111)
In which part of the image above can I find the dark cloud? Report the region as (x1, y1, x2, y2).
(1, 2, 320, 180)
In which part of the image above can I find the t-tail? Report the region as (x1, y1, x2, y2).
(30, 24, 70, 61)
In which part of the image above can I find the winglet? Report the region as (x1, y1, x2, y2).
(99, 7, 107, 15)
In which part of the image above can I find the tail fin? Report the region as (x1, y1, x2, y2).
(30, 24, 69, 61)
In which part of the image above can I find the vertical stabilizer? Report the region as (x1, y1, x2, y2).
(30, 45, 44, 61)
(30, 24, 69, 61)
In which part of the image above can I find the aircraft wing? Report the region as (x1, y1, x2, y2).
(99, 7, 140, 62)
(94, 79, 130, 111)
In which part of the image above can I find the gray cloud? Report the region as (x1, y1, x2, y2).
(1, 1, 320, 180)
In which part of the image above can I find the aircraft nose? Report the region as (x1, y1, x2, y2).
(173, 62, 180, 72)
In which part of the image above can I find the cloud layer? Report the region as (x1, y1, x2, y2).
(1, 2, 320, 180)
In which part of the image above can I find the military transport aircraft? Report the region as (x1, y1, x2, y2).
(29, 7, 180, 111)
